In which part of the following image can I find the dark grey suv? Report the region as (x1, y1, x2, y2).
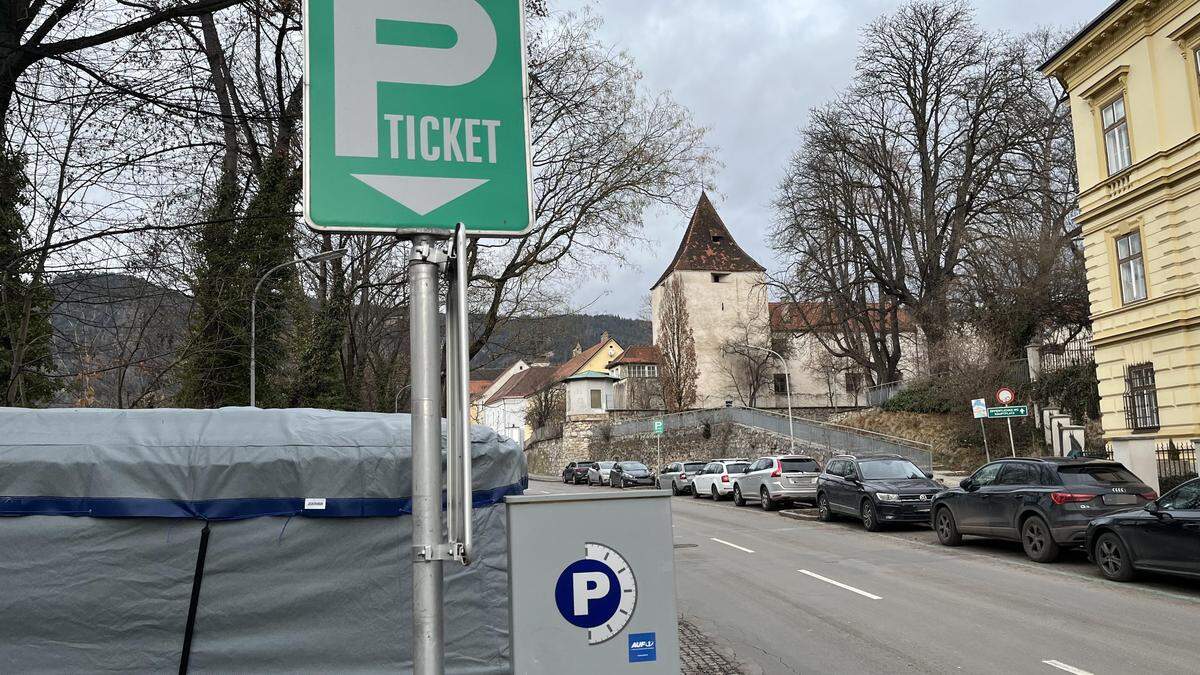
(931, 457, 1156, 563)
(817, 454, 940, 531)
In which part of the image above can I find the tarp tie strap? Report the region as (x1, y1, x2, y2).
(179, 522, 211, 675)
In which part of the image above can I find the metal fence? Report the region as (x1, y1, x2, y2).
(1080, 443, 1114, 461)
(609, 406, 933, 471)
(1156, 440, 1197, 494)
(1039, 342, 1095, 374)
(864, 380, 903, 407)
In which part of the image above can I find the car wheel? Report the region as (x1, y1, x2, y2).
(691, 484, 702, 499)
(1094, 532, 1135, 582)
(861, 499, 882, 532)
(934, 507, 962, 546)
(760, 488, 778, 511)
(817, 493, 835, 522)
(671, 481, 680, 496)
(1021, 515, 1060, 563)
(711, 486, 721, 501)
(733, 485, 746, 507)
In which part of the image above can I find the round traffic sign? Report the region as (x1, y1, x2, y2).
(996, 387, 1015, 405)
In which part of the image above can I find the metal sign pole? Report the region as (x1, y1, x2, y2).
(409, 235, 444, 675)
(980, 419, 991, 463)
(1006, 418, 1016, 457)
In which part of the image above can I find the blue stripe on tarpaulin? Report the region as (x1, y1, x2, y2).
(0, 480, 526, 521)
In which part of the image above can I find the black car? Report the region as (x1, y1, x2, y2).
(817, 454, 940, 531)
(561, 461, 594, 485)
(1086, 477, 1200, 581)
(932, 457, 1156, 563)
(611, 461, 655, 488)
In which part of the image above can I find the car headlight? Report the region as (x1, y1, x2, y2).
(875, 493, 900, 502)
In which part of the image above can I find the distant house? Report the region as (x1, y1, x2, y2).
(479, 364, 556, 446)
(608, 345, 662, 410)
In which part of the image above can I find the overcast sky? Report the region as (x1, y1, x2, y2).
(553, 0, 1098, 319)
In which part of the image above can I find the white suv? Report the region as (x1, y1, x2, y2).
(690, 459, 752, 500)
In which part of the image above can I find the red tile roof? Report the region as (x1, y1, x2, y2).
(483, 366, 557, 406)
(652, 192, 764, 289)
(468, 379, 492, 399)
(607, 345, 660, 367)
(551, 339, 620, 382)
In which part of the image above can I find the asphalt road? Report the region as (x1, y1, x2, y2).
(531, 479, 1200, 675)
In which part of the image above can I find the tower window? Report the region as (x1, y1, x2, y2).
(711, 234, 725, 243)
(711, 273, 729, 283)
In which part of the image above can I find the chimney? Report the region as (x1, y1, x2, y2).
(572, 342, 582, 357)
(601, 330, 610, 343)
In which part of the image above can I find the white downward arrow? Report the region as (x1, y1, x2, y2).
(351, 175, 489, 216)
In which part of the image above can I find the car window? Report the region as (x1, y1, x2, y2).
(971, 463, 1004, 487)
(857, 459, 923, 480)
(825, 460, 843, 477)
(599, 461, 615, 468)
(781, 458, 820, 473)
(1159, 482, 1200, 511)
(684, 462, 705, 473)
(1056, 465, 1141, 485)
(726, 462, 750, 474)
(996, 463, 1040, 486)
(704, 463, 719, 474)
(619, 462, 647, 470)
(752, 459, 768, 472)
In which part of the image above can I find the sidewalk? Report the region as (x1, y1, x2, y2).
(679, 618, 745, 674)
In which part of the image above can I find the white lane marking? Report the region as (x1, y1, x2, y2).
(1042, 660, 1094, 675)
(797, 569, 882, 600)
(709, 537, 755, 554)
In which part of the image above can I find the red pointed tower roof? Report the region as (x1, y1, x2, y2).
(651, 192, 764, 289)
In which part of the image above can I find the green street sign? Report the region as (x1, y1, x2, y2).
(653, 419, 664, 435)
(303, 0, 533, 236)
(987, 406, 1028, 419)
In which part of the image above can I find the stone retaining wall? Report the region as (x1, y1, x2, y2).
(525, 418, 839, 475)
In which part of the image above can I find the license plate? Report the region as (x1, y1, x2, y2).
(1103, 493, 1137, 505)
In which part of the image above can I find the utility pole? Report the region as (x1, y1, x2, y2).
(409, 236, 444, 675)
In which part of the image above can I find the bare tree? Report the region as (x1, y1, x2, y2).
(525, 384, 565, 431)
(655, 276, 696, 412)
(775, 1, 1031, 370)
(466, 10, 712, 359)
(718, 313, 775, 407)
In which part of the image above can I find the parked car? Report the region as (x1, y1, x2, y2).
(690, 459, 751, 501)
(733, 455, 822, 510)
(656, 461, 707, 495)
(587, 461, 616, 486)
(611, 461, 655, 488)
(1086, 477, 1199, 581)
(817, 454, 939, 531)
(561, 461, 594, 484)
(931, 457, 1156, 563)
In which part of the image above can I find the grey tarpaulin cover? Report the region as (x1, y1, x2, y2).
(0, 407, 525, 674)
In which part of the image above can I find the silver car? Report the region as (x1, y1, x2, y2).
(587, 461, 616, 486)
(656, 461, 708, 495)
(733, 455, 822, 510)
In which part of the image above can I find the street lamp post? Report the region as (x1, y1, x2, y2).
(394, 384, 411, 413)
(738, 343, 794, 451)
(250, 248, 348, 407)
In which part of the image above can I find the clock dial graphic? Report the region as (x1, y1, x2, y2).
(553, 542, 638, 644)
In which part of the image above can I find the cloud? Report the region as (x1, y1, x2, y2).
(553, 0, 1097, 318)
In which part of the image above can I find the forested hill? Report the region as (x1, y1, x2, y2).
(470, 314, 651, 373)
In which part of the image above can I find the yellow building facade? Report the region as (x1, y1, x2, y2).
(1043, 0, 1200, 486)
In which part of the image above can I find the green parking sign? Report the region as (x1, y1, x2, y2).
(653, 420, 664, 435)
(987, 405, 1028, 419)
(303, 0, 533, 236)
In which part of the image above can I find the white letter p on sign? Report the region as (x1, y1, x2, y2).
(332, 0, 497, 158)
(571, 572, 610, 616)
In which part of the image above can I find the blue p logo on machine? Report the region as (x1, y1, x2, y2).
(554, 543, 637, 644)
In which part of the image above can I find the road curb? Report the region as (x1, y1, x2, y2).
(779, 509, 819, 522)
(528, 473, 558, 483)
